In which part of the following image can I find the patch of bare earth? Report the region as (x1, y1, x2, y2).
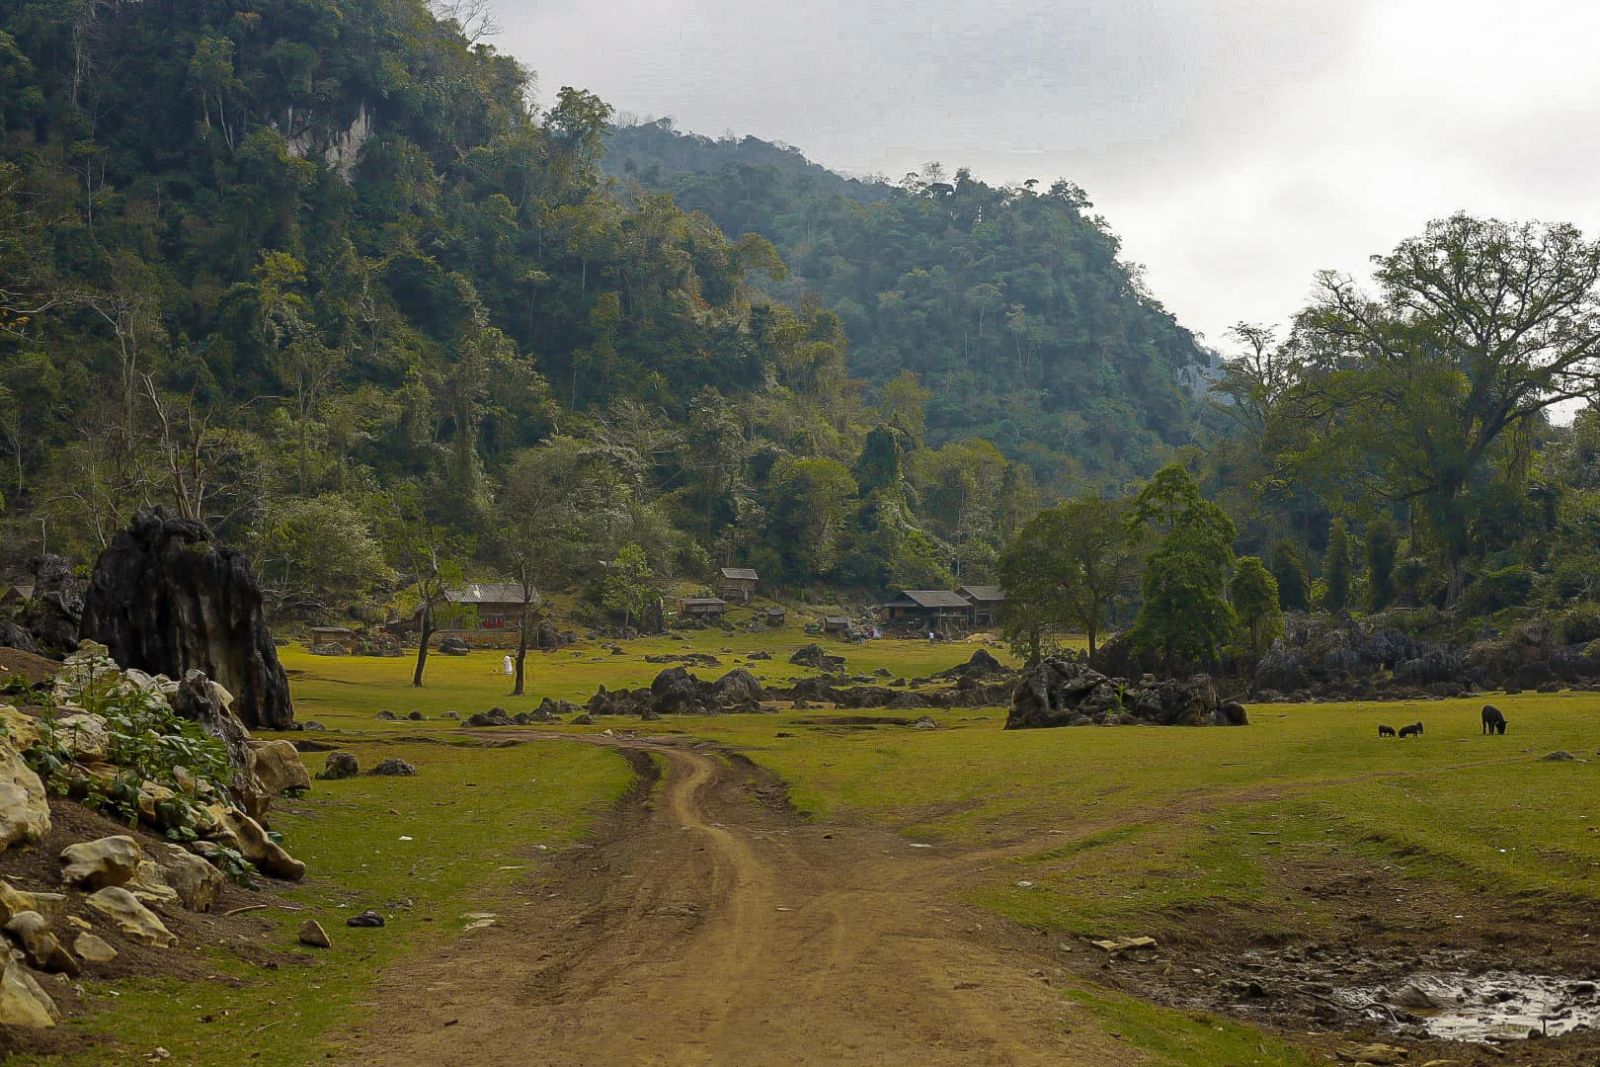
(1081, 848, 1600, 1065)
(0, 798, 322, 1061)
(332, 739, 1134, 1066)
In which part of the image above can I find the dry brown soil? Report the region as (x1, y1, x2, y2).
(333, 738, 1137, 1066)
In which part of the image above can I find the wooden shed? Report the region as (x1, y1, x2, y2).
(716, 567, 759, 603)
(879, 590, 975, 630)
(679, 597, 728, 620)
(764, 606, 787, 626)
(309, 626, 357, 653)
(958, 585, 1007, 627)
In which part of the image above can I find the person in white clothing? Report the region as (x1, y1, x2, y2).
(502, 654, 514, 676)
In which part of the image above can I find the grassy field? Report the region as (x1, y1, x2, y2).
(16, 626, 1600, 1066)
(12, 729, 634, 1066)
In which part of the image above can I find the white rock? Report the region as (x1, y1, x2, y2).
(0, 948, 59, 1027)
(60, 835, 144, 889)
(0, 740, 49, 852)
(84, 887, 176, 947)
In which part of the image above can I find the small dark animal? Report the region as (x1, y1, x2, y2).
(1398, 722, 1424, 739)
(1481, 704, 1508, 735)
(1378, 724, 1396, 738)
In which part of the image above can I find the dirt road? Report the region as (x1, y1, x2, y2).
(338, 739, 1132, 1066)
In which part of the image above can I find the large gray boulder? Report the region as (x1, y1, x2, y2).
(16, 555, 82, 658)
(79, 509, 293, 729)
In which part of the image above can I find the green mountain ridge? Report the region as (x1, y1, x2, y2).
(606, 117, 1213, 487)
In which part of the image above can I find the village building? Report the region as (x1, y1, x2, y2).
(679, 596, 728, 620)
(822, 615, 852, 635)
(764, 606, 787, 626)
(308, 626, 358, 653)
(0, 583, 33, 608)
(878, 590, 976, 630)
(433, 582, 535, 631)
(958, 585, 1007, 627)
(716, 567, 759, 603)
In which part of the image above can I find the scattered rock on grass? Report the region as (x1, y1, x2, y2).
(1543, 750, 1578, 762)
(375, 710, 398, 721)
(247, 739, 311, 795)
(319, 752, 359, 780)
(298, 920, 332, 948)
(466, 708, 512, 727)
(346, 909, 385, 928)
(370, 758, 417, 777)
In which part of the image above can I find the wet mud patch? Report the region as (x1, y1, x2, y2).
(1089, 849, 1600, 1062)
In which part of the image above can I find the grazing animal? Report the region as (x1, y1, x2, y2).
(1481, 704, 1507, 735)
(1378, 724, 1396, 738)
(1398, 722, 1424, 739)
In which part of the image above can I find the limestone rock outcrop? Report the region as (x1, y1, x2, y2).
(0, 740, 49, 852)
(79, 509, 293, 728)
(59, 835, 144, 890)
(1006, 658, 1244, 730)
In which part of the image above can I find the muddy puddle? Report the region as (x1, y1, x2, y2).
(1333, 970, 1600, 1041)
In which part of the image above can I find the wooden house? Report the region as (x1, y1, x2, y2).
(958, 585, 1007, 627)
(716, 567, 759, 603)
(879, 590, 975, 630)
(679, 597, 728, 620)
(822, 615, 852, 635)
(309, 626, 357, 653)
(764, 606, 787, 626)
(436, 583, 534, 631)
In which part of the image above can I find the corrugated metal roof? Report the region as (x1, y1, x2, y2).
(681, 597, 727, 607)
(720, 567, 759, 581)
(444, 583, 533, 605)
(960, 585, 1006, 602)
(893, 590, 974, 609)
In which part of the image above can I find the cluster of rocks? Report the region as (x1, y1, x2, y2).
(312, 752, 415, 778)
(0, 645, 315, 1029)
(1250, 613, 1600, 701)
(789, 644, 845, 672)
(462, 698, 578, 727)
(1006, 657, 1248, 729)
(583, 667, 766, 719)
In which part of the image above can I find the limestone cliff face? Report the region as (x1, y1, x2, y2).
(79, 510, 294, 730)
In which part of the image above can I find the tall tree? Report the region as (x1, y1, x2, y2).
(998, 496, 1138, 659)
(1364, 518, 1399, 611)
(1321, 519, 1353, 613)
(1288, 214, 1600, 603)
(1231, 556, 1282, 662)
(1129, 465, 1237, 669)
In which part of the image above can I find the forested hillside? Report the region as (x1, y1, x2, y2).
(0, 0, 1053, 612)
(607, 119, 1213, 485)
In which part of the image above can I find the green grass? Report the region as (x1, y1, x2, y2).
(17, 627, 1600, 1066)
(12, 735, 633, 1066)
(1064, 986, 1318, 1066)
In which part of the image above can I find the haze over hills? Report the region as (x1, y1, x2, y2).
(607, 118, 1214, 488)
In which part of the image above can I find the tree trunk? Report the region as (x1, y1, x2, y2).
(412, 602, 433, 688)
(512, 602, 529, 696)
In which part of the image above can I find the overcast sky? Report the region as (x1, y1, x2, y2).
(495, 0, 1600, 356)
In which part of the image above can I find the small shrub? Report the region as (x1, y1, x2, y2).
(1559, 603, 1600, 646)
